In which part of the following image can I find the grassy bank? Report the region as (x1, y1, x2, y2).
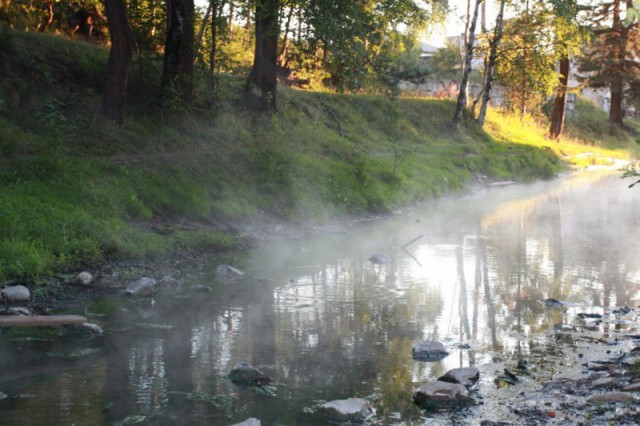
(0, 30, 637, 280)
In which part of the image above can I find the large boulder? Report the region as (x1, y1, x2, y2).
(413, 381, 474, 410)
(1, 285, 30, 307)
(318, 398, 375, 423)
(125, 277, 157, 297)
(229, 362, 271, 387)
(412, 341, 449, 361)
(438, 367, 480, 389)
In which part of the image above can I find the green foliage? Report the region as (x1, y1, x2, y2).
(2, 1, 106, 39)
(299, 0, 446, 92)
(562, 96, 640, 146)
(495, 7, 558, 117)
(429, 40, 461, 81)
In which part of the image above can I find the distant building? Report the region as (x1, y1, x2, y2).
(419, 42, 439, 60)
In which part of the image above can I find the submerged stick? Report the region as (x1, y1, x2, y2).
(0, 315, 88, 327)
(402, 234, 423, 249)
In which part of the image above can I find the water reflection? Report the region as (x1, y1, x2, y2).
(2, 170, 640, 425)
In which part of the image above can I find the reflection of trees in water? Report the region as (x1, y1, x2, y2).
(127, 338, 168, 414)
(3, 360, 107, 426)
(471, 174, 640, 364)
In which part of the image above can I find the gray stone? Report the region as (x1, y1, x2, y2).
(6, 306, 31, 316)
(623, 382, 640, 392)
(413, 381, 473, 410)
(438, 367, 480, 389)
(75, 271, 93, 285)
(587, 392, 637, 404)
(368, 254, 389, 265)
(125, 277, 157, 297)
(215, 265, 245, 282)
(544, 298, 565, 308)
(229, 418, 261, 426)
(591, 377, 617, 389)
(80, 322, 104, 335)
(318, 397, 375, 423)
(229, 362, 271, 387)
(412, 341, 449, 361)
(0, 285, 30, 304)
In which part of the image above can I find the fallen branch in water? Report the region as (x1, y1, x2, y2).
(0, 315, 88, 327)
(402, 234, 423, 249)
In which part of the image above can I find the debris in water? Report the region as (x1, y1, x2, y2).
(368, 254, 389, 265)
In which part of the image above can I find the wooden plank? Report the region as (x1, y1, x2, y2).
(0, 315, 88, 327)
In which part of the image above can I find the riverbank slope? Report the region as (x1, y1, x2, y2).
(0, 29, 638, 280)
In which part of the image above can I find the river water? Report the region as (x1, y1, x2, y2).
(2, 170, 640, 425)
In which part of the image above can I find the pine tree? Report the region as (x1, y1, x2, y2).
(579, 0, 640, 126)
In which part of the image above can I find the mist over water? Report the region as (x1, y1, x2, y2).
(1, 170, 640, 425)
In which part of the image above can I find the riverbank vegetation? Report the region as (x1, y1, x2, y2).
(0, 29, 638, 280)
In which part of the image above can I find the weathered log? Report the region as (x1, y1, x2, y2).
(0, 315, 88, 327)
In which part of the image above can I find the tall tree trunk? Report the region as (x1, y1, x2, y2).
(162, 0, 195, 104)
(278, 5, 294, 67)
(38, 1, 54, 32)
(609, 0, 628, 125)
(610, 79, 625, 125)
(208, 0, 221, 101)
(453, 0, 482, 130)
(103, 0, 133, 125)
(194, 2, 213, 63)
(477, 0, 505, 127)
(247, 0, 280, 111)
(548, 56, 570, 139)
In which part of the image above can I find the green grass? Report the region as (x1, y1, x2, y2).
(0, 30, 637, 280)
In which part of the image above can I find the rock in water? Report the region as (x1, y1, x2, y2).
(75, 271, 93, 285)
(368, 254, 389, 265)
(413, 381, 473, 410)
(318, 398, 375, 423)
(0, 285, 30, 304)
(215, 265, 244, 282)
(125, 277, 157, 297)
(544, 298, 565, 308)
(412, 341, 449, 361)
(229, 362, 271, 387)
(438, 367, 480, 389)
(587, 392, 637, 404)
(80, 322, 104, 335)
(6, 306, 31, 316)
(230, 419, 261, 426)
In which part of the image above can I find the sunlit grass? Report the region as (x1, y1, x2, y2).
(483, 104, 635, 168)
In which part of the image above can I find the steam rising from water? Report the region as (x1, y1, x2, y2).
(2, 170, 640, 425)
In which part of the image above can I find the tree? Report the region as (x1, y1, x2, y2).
(548, 0, 586, 139)
(103, 0, 134, 124)
(247, 0, 280, 111)
(162, 0, 195, 104)
(494, 3, 558, 119)
(430, 40, 462, 80)
(453, 0, 482, 130)
(548, 57, 570, 138)
(579, 0, 640, 126)
(476, 0, 506, 127)
(300, 0, 444, 92)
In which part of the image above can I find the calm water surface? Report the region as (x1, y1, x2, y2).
(2, 170, 640, 425)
